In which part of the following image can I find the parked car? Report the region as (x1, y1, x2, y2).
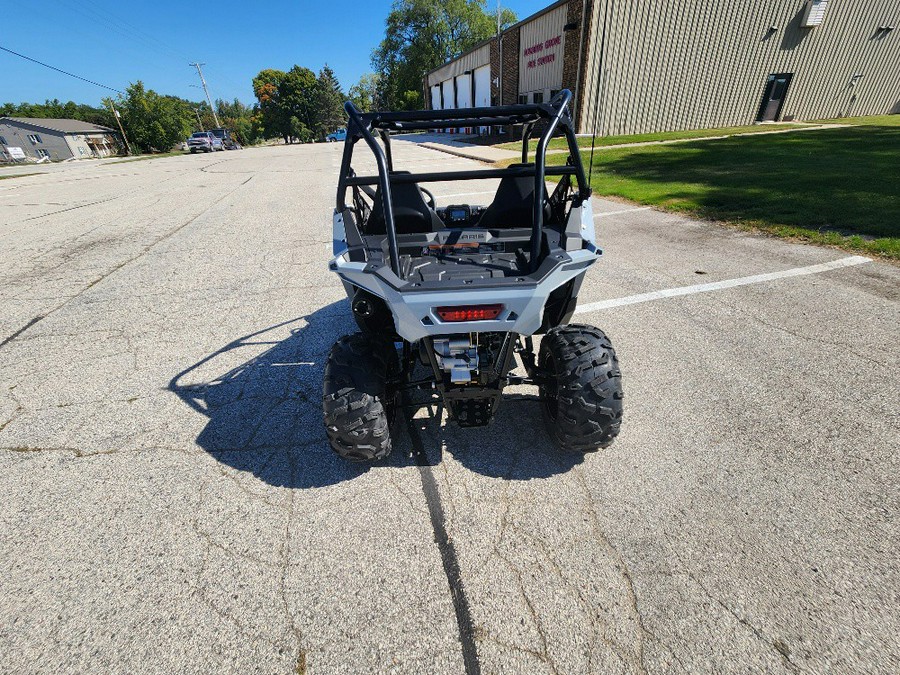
(210, 127, 241, 150)
(326, 128, 346, 142)
(186, 132, 223, 153)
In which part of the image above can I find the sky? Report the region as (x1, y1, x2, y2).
(0, 0, 551, 108)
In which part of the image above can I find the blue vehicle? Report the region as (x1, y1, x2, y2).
(325, 128, 346, 143)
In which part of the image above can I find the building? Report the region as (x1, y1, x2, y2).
(0, 117, 120, 162)
(425, 0, 900, 135)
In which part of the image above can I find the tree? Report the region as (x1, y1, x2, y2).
(252, 68, 289, 141)
(314, 65, 345, 139)
(0, 99, 115, 128)
(280, 65, 318, 143)
(252, 65, 333, 143)
(372, 0, 516, 110)
(348, 73, 381, 112)
(216, 98, 261, 145)
(112, 82, 194, 153)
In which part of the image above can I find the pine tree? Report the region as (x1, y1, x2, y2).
(314, 65, 346, 141)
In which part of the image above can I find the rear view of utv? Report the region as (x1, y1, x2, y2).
(324, 90, 623, 461)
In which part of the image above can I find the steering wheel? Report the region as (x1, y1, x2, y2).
(420, 187, 436, 210)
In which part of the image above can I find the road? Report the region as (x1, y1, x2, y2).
(1, 144, 897, 674)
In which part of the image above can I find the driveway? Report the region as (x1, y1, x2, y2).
(1, 143, 897, 674)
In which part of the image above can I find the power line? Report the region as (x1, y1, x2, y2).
(50, 0, 249, 102)
(0, 44, 123, 94)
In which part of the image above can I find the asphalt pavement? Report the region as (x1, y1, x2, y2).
(1, 143, 897, 674)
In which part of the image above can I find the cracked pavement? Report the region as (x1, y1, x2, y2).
(1, 144, 898, 674)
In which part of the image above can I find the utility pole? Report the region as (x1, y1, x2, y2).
(189, 62, 220, 127)
(106, 98, 132, 156)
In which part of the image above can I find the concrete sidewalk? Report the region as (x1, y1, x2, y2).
(396, 123, 852, 165)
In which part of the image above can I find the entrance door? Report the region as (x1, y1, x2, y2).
(757, 73, 793, 121)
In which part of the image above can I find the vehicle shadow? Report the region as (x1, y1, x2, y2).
(168, 301, 583, 488)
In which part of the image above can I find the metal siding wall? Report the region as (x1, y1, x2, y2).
(578, 0, 900, 135)
(0, 123, 73, 160)
(518, 4, 568, 94)
(426, 44, 491, 87)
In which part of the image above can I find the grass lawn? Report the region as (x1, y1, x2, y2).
(546, 117, 900, 259)
(0, 173, 38, 180)
(497, 123, 816, 152)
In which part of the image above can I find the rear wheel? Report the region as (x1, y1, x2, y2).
(323, 333, 398, 461)
(539, 324, 623, 452)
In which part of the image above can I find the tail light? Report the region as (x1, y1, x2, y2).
(435, 304, 503, 322)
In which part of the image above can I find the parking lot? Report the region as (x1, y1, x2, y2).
(1, 143, 898, 674)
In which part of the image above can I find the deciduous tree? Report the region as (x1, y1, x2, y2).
(372, 0, 516, 110)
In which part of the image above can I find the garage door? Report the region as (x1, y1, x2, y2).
(431, 85, 441, 110)
(474, 65, 491, 108)
(441, 80, 454, 109)
(456, 74, 473, 108)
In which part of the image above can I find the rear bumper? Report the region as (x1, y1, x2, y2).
(330, 249, 599, 342)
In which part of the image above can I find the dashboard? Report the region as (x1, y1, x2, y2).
(436, 204, 485, 228)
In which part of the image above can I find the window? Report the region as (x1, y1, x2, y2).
(36, 149, 50, 158)
(518, 94, 527, 104)
(0, 135, 7, 145)
(550, 89, 560, 100)
(27, 134, 42, 144)
(532, 92, 544, 104)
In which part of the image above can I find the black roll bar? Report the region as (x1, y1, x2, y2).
(530, 89, 571, 271)
(343, 100, 402, 275)
(343, 165, 580, 187)
(337, 90, 589, 279)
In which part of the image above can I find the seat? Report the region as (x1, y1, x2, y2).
(477, 163, 549, 229)
(365, 171, 444, 235)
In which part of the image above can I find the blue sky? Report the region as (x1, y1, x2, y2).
(0, 0, 549, 107)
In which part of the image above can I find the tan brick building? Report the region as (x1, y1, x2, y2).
(425, 0, 900, 135)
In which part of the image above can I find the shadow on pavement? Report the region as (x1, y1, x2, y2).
(168, 301, 583, 488)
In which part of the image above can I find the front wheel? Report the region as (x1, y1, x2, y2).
(539, 324, 623, 452)
(323, 333, 398, 461)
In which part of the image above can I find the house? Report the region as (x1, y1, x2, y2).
(0, 117, 120, 162)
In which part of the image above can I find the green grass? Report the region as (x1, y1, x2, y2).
(0, 172, 38, 180)
(547, 122, 900, 259)
(812, 114, 900, 127)
(497, 123, 816, 152)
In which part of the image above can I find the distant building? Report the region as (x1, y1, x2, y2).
(425, 0, 900, 135)
(0, 117, 120, 161)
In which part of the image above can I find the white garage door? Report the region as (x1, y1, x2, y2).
(456, 73, 473, 108)
(431, 85, 441, 110)
(474, 65, 491, 108)
(441, 79, 454, 109)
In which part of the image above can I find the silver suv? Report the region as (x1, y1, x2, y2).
(186, 131, 223, 153)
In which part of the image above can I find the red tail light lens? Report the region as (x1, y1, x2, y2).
(435, 304, 504, 322)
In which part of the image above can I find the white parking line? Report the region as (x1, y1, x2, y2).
(594, 206, 653, 217)
(574, 255, 872, 314)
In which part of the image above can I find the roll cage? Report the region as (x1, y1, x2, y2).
(336, 89, 590, 279)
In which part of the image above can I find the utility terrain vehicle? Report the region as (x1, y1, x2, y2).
(324, 90, 623, 461)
